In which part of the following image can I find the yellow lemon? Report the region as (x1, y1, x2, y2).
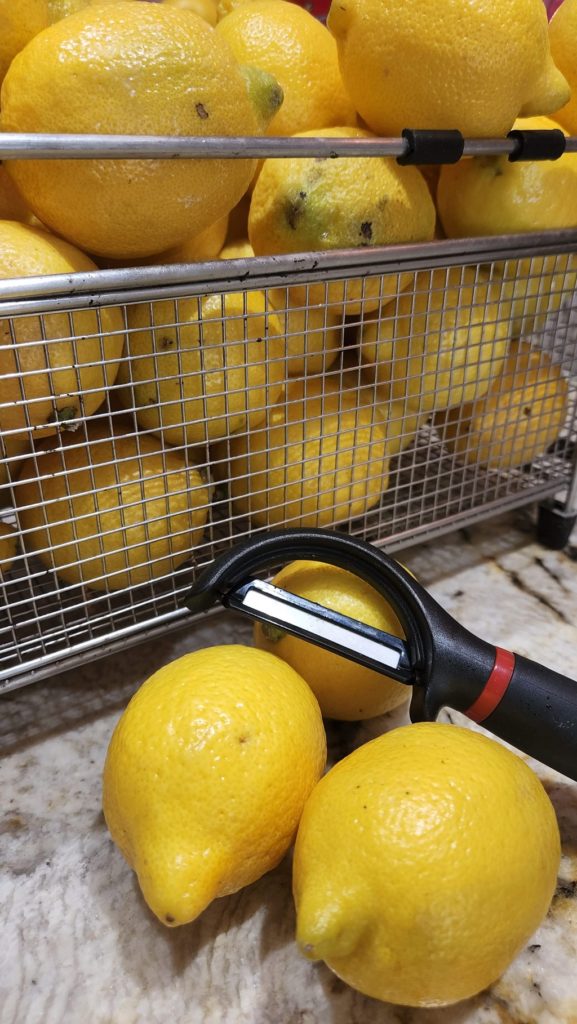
(275, 370, 375, 419)
(216, 0, 279, 20)
(216, 0, 355, 136)
(549, 0, 577, 135)
(219, 238, 254, 259)
(0, 0, 48, 87)
(277, 371, 426, 458)
(47, 0, 93, 22)
(0, 221, 124, 456)
(16, 420, 209, 591)
(360, 267, 511, 417)
(436, 116, 577, 338)
(254, 560, 410, 720)
(0, 2, 282, 259)
(435, 341, 569, 470)
(377, 401, 428, 457)
(117, 291, 286, 447)
(100, 214, 230, 269)
(293, 722, 560, 1007)
(47, 0, 140, 23)
(154, 215, 229, 264)
(161, 0, 217, 28)
(437, 117, 577, 238)
(344, 367, 429, 456)
(333, 368, 429, 456)
(249, 127, 435, 315)
(0, 522, 18, 575)
(327, 0, 569, 138)
(103, 644, 326, 926)
(216, 379, 390, 528)
(267, 287, 343, 377)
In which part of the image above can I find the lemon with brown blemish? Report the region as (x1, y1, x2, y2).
(249, 127, 435, 316)
(435, 341, 569, 470)
(117, 290, 286, 448)
(437, 117, 577, 239)
(216, 0, 355, 137)
(0, 220, 124, 455)
(1, 2, 282, 258)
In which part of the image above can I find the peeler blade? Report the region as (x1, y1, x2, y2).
(225, 579, 414, 684)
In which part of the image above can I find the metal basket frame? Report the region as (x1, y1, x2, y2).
(1, 134, 577, 691)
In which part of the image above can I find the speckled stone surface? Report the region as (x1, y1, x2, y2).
(2, 510, 577, 1024)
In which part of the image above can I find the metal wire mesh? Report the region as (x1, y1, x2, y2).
(1, 236, 577, 690)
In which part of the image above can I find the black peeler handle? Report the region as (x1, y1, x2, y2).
(186, 529, 577, 780)
(476, 654, 577, 777)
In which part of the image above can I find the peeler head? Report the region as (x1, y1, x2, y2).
(184, 528, 499, 724)
(185, 529, 445, 686)
(185, 530, 577, 780)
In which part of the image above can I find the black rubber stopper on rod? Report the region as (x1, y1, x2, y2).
(507, 128, 566, 162)
(397, 128, 464, 166)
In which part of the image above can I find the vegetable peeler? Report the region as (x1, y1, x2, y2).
(185, 529, 577, 781)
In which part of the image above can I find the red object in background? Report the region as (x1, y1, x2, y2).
(295, 0, 331, 21)
(545, 0, 565, 16)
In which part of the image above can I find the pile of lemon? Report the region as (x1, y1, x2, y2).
(102, 565, 562, 1008)
(0, 0, 575, 593)
(0, 2, 570, 1002)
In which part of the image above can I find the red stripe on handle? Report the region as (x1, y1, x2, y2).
(465, 647, 516, 723)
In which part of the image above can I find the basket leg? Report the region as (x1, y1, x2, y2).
(537, 499, 577, 550)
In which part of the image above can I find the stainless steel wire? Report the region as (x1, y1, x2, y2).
(1, 232, 577, 691)
(0, 132, 575, 160)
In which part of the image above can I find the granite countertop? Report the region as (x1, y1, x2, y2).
(2, 510, 577, 1024)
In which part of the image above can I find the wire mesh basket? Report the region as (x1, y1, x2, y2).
(2, 134, 577, 691)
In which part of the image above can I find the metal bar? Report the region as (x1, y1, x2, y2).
(1, 231, 577, 311)
(1, 224, 575, 693)
(0, 133, 410, 160)
(563, 444, 577, 514)
(0, 604, 191, 687)
(0, 132, 575, 161)
(0, 480, 566, 695)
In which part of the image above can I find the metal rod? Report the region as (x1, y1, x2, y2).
(462, 139, 516, 156)
(0, 481, 565, 694)
(2, 230, 577, 311)
(0, 132, 574, 161)
(0, 133, 410, 160)
(563, 444, 577, 514)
